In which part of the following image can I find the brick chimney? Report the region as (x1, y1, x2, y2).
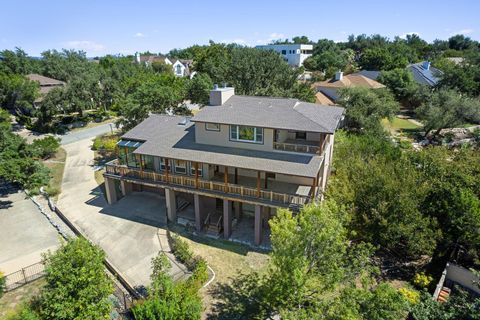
(209, 84, 235, 106)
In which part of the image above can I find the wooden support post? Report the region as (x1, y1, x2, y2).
(165, 158, 169, 182)
(224, 166, 228, 192)
(257, 171, 261, 197)
(312, 177, 317, 199)
(195, 162, 199, 189)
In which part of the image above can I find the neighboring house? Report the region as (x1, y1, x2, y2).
(256, 44, 313, 67)
(434, 262, 480, 303)
(407, 61, 443, 87)
(134, 52, 193, 77)
(103, 86, 344, 245)
(26, 74, 65, 107)
(354, 70, 381, 81)
(312, 71, 385, 102)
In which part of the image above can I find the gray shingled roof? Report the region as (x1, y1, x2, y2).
(407, 62, 442, 86)
(122, 114, 323, 178)
(191, 95, 344, 134)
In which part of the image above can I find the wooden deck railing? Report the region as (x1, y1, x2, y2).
(105, 160, 311, 207)
(273, 141, 326, 155)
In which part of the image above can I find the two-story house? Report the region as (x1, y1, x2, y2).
(103, 86, 344, 245)
(256, 44, 313, 67)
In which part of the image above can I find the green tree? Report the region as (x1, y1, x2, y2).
(0, 109, 50, 190)
(38, 238, 113, 320)
(416, 88, 480, 136)
(0, 73, 39, 112)
(187, 73, 213, 105)
(377, 68, 419, 104)
(132, 253, 202, 320)
(0, 48, 40, 74)
(337, 87, 399, 133)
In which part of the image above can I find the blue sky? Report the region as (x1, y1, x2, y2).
(1, 0, 479, 56)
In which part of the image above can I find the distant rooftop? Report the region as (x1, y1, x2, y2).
(407, 61, 443, 86)
(26, 74, 65, 86)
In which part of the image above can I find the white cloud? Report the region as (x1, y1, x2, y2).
(63, 40, 106, 52)
(221, 38, 247, 45)
(268, 32, 285, 40)
(400, 32, 420, 39)
(449, 28, 474, 36)
(255, 32, 286, 45)
(134, 32, 146, 38)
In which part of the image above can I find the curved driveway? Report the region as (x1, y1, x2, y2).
(57, 132, 186, 288)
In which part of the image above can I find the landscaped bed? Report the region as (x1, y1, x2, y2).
(42, 147, 67, 200)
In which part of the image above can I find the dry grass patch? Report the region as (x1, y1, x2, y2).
(0, 278, 45, 319)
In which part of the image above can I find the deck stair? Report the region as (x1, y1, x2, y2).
(437, 287, 451, 303)
(203, 211, 223, 235)
(176, 197, 190, 212)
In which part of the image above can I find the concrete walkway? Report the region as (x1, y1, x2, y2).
(57, 139, 188, 288)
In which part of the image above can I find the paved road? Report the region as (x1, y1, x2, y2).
(60, 123, 116, 145)
(57, 139, 187, 287)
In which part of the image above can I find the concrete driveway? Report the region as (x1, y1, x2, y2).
(57, 139, 183, 288)
(0, 190, 60, 274)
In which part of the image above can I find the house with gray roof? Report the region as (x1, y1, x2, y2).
(104, 86, 344, 246)
(407, 61, 443, 86)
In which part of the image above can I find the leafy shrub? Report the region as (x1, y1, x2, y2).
(0, 271, 5, 298)
(92, 135, 118, 152)
(190, 257, 208, 286)
(398, 287, 420, 305)
(413, 272, 433, 289)
(398, 139, 412, 150)
(169, 233, 194, 269)
(30, 136, 60, 159)
(473, 128, 480, 143)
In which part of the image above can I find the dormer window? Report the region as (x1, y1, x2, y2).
(176, 64, 182, 75)
(205, 123, 220, 131)
(230, 125, 263, 144)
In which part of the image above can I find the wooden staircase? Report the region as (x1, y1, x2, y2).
(203, 212, 223, 235)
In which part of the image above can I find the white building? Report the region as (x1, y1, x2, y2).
(256, 44, 313, 67)
(134, 53, 193, 78)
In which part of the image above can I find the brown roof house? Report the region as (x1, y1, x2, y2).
(26, 74, 65, 106)
(103, 85, 344, 248)
(313, 71, 385, 103)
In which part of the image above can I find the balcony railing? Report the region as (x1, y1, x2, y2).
(273, 140, 326, 155)
(105, 160, 311, 207)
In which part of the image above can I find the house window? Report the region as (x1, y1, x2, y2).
(230, 125, 263, 143)
(176, 64, 182, 75)
(190, 162, 203, 177)
(205, 123, 220, 131)
(174, 160, 187, 174)
(143, 155, 155, 170)
(281, 50, 286, 55)
(295, 131, 307, 140)
(159, 158, 171, 171)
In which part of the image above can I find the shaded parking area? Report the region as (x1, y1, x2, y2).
(0, 189, 60, 274)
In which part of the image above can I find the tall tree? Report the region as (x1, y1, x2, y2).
(38, 238, 113, 320)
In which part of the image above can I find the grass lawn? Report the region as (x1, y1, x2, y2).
(42, 147, 66, 200)
(0, 278, 45, 319)
(382, 117, 422, 132)
(170, 228, 269, 318)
